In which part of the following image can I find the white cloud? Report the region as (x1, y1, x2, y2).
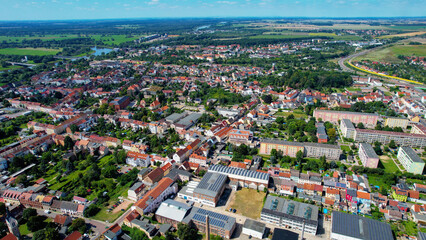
(147, 0, 159, 5)
(216, 1, 237, 4)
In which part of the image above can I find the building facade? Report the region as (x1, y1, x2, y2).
(313, 109, 378, 128)
(397, 147, 425, 175)
(358, 143, 380, 168)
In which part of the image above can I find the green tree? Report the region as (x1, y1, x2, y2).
(22, 208, 37, 221)
(64, 136, 74, 150)
(69, 218, 86, 234)
(388, 140, 397, 149)
(27, 216, 44, 232)
(0, 202, 5, 216)
(70, 124, 79, 133)
(177, 223, 199, 240)
(357, 122, 365, 129)
(0, 222, 8, 239)
(84, 204, 100, 218)
(262, 94, 272, 104)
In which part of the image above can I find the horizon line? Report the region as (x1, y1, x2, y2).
(1, 16, 426, 22)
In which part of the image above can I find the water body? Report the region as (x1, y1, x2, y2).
(91, 47, 113, 56)
(196, 25, 211, 31)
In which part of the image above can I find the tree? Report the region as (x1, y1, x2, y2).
(0, 202, 5, 216)
(0, 222, 6, 238)
(33, 227, 60, 240)
(69, 218, 86, 234)
(388, 140, 397, 149)
(70, 124, 79, 133)
(262, 94, 272, 104)
(177, 223, 199, 240)
(84, 204, 100, 218)
(23, 208, 37, 221)
(357, 122, 365, 129)
(330, 161, 338, 169)
(64, 136, 74, 150)
(27, 216, 44, 232)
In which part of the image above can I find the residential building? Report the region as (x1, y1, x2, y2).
(331, 211, 393, 240)
(358, 143, 379, 168)
(313, 109, 378, 128)
(340, 119, 356, 139)
(385, 117, 409, 129)
(260, 139, 341, 160)
(261, 196, 318, 235)
(128, 182, 145, 202)
(353, 128, 426, 147)
(109, 96, 131, 110)
(126, 152, 151, 168)
(397, 147, 425, 174)
(133, 177, 177, 215)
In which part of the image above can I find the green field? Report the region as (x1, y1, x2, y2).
(250, 34, 312, 39)
(90, 34, 143, 45)
(274, 109, 308, 119)
(0, 34, 143, 45)
(379, 156, 400, 173)
(0, 48, 62, 56)
(354, 44, 426, 63)
(0, 34, 80, 42)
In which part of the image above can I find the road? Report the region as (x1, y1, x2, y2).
(337, 47, 380, 74)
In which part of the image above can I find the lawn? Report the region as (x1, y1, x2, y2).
(0, 48, 62, 56)
(340, 145, 351, 151)
(346, 87, 361, 92)
(230, 188, 266, 219)
(250, 34, 312, 40)
(19, 223, 31, 236)
(274, 109, 308, 119)
(379, 156, 400, 173)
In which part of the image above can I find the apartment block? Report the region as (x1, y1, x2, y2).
(340, 119, 356, 139)
(385, 117, 409, 129)
(354, 129, 426, 147)
(313, 109, 378, 128)
(397, 147, 425, 175)
(358, 143, 379, 168)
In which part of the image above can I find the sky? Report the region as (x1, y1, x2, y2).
(0, 0, 425, 20)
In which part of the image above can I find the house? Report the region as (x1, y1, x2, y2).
(143, 168, 164, 186)
(104, 224, 122, 240)
(133, 177, 177, 215)
(0, 233, 18, 240)
(54, 214, 72, 226)
(64, 231, 83, 240)
(128, 182, 146, 202)
(392, 188, 408, 202)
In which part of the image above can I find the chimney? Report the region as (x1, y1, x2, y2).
(206, 215, 210, 240)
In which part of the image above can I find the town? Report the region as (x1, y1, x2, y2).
(0, 17, 424, 240)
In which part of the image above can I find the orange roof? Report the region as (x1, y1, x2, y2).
(54, 214, 70, 225)
(64, 231, 82, 240)
(357, 191, 370, 200)
(125, 210, 140, 223)
(408, 190, 420, 199)
(279, 172, 291, 178)
(229, 161, 246, 169)
(135, 177, 174, 210)
(326, 188, 339, 195)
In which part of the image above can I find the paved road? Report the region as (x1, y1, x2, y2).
(337, 48, 378, 74)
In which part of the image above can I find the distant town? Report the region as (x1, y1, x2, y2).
(0, 18, 424, 240)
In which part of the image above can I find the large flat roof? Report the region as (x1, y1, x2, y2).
(262, 195, 319, 226)
(193, 172, 227, 198)
(360, 143, 379, 159)
(209, 164, 269, 181)
(183, 207, 236, 231)
(400, 147, 424, 163)
(332, 211, 393, 240)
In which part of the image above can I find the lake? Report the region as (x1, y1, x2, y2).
(91, 47, 113, 56)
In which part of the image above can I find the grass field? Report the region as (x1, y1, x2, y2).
(0, 47, 62, 56)
(354, 44, 426, 63)
(275, 109, 308, 119)
(340, 145, 351, 151)
(0, 34, 143, 45)
(379, 156, 400, 173)
(230, 188, 266, 219)
(250, 34, 312, 39)
(90, 34, 143, 45)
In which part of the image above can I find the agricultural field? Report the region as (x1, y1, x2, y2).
(90, 34, 144, 45)
(0, 47, 62, 56)
(0, 34, 80, 42)
(378, 31, 426, 39)
(229, 188, 266, 219)
(354, 43, 426, 63)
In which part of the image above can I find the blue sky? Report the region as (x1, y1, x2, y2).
(0, 0, 425, 20)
